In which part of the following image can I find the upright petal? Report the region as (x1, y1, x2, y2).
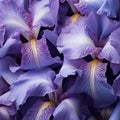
(10, 69, 56, 106)
(22, 100, 55, 120)
(21, 38, 61, 70)
(53, 97, 89, 120)
(0, 1, 29, 34)
(98, 27, 120, 64)
(29, 0, 54, 27)
(74, 0, 105, 15)
(81, 12, 120, 41)
(49, 0, 59, 25)
(97, 0, 120, 18)
(57, 16, 96, 59)
(68, 60, 116, 107)
(57, 57, 83, 77)
(74, 0, 120, 18)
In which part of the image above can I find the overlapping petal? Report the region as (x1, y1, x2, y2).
(82, 12, 120, 41)
(112, 74, 120, 96)
(68, 60, 116, 107)
(22, 100, 55, 120)
(57, 16, 96, 59)
(21, 38, 61, 70)
(29, 0, 54, 27)
(98, 27, 120, 64)
(53, 97, 89, 120)
(10, 68, 56, 106)
(0, 56, 23, 85)
(74, 0, 120, 18)
(0, 1, 29, 35)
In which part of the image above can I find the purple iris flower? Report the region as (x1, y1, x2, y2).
(0, 0, 120, 119)
(65, 0, 120, 18)
(57, 12, 120, 107)
(0, 0, 60, 70)
(21, 91, 90, 120)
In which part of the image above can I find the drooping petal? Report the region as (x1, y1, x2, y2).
(0, 37, 21, 58)
(53, 97, 90, 120)
(0, 92, 12, 106)
(0, 1, 29, 34)
(21, 38, 61, 70)
(109, 101, 120, 120)
(97, 0, 120, 18)
(0, 57, 23, 85)
(112, 74, 120, 96)
(57, 16, 96, 59)
(22, 100, 55, 120)
(29, 0, 54, 27)
(10, 68, 56, 106)
(98, 27, 120, 64)
(68, 60, 116, 107)
(57, 57, 82, 77)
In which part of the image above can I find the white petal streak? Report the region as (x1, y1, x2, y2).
(32, 0, 50, 26)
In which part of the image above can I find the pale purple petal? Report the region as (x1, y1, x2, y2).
(0, 57, 23, 85)
(0, 1, 29, 34)
(0, 25, 5, 46)
(53, 97, 89, 120)
(29, 0, 54, 27)
(10, 69, 56, 106)
(0, 37, 20, 58)
(22, 100, 55, 120)
(0, 77, 9, 96)
(57, 57, 82, 77)
(57, 17, 96, 59)
(81, 12, 120, 41)
(68, 60, 116, 107)
(97, 0, 120, 18)
(21, 38, 61, 70)
(98, 27, 120, 64)
(49, 0, 59, 25)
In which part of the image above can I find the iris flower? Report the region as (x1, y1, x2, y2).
(65, 0, 120, 18)
(0, 0, 60, 70)
(0, 0, 120, 119)
(57, 12, 120, 107)
(21, 91, 90, 120)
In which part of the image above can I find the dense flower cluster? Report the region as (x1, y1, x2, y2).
(0, 0, 120, 120)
